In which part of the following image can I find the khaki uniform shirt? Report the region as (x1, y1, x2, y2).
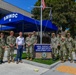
(60, 40, 67, 51)
(26, 37, 33, 47)
(7, 36, 16, 47)
(66, 37, 74, 49)
(0, 37, 6, 47)
(51, 37, 58, 49)
(31, 35, 37, 44)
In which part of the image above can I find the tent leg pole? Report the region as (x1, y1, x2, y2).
(1, 24, 2, 32)
(22, 22, 24, 36)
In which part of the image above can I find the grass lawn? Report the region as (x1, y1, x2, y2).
(33, 59, 59, 65)
(14, 53, 59, 65)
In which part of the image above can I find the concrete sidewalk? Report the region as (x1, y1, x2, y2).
(1, 60, 76, 75)
(0, 62, 49, 75)
(1, 58, 76, 75)
(41, 61, 76, 75)
(2, 50, 49, 75)
(1, 50, 76, 75)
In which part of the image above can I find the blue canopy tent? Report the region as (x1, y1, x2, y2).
(42, 20, 58, 31)
(0, 12, 58, 32)
(0, 26, 15, 31)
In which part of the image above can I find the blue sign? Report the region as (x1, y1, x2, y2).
(34, 44, 52, 52)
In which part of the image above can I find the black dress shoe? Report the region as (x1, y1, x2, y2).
(19, 60, 23, 63)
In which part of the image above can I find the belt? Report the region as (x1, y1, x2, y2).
(18, 45, 23, 46)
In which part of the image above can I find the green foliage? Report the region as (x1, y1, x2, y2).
(31, 0, 76, 36)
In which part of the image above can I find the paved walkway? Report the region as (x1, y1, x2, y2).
(0, 62, 49, 75)
(1, 50, 49, 75)
(1, 59, 76, 75)
(41, 61, 76, 75)
(1, 50, 76, 75)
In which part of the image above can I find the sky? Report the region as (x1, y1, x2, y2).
(3, 0, 38, 13)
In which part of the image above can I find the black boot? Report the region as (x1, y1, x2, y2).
(52, 54, 55, 61)
(1, 60, 4, 63)
(0, 60, 2, 64)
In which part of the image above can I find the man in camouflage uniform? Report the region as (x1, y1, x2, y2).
(57, 33, 62, 57)
(7, 31, 16, 63)
(60, 37, 67, 62)
(31, 31, 37, 58)
(0, 33, 6, 64)
(74, 38, 76, 57)
(66, 33, 74, 63)
(73, 38, 76, 63)
(26, 33, 33, 61)
(32, 31, 37, 45)
(51, 33, 58, 60)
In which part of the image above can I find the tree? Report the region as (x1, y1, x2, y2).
(31, 0, 76, 36)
